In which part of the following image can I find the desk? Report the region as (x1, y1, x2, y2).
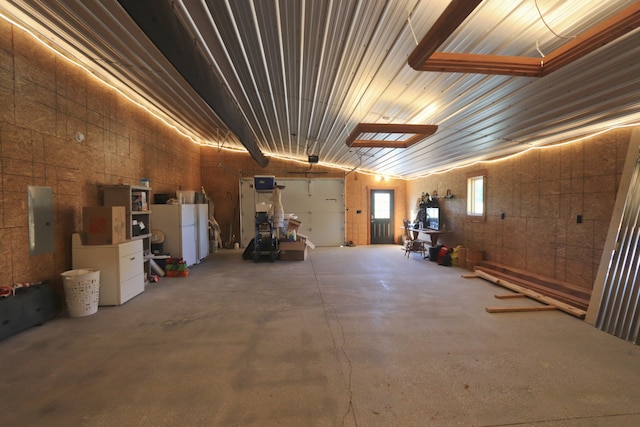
(407, 228, 451, 247)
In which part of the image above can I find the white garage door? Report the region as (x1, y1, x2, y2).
(240, 178, 345, 248)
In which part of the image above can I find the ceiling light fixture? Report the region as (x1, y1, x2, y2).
(345, 123, 438, 148)
(408, 0, 640, 77)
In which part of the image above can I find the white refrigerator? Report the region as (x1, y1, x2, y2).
(151, 204, 197, 267)
(195, 204, 209, 263)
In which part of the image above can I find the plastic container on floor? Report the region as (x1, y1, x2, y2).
(428, 245, 442, 262)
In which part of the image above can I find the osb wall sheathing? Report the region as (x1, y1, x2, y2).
(0, 21, 201, 291)
(408, 128, 632, 290)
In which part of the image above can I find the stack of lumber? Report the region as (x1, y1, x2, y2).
(474, 261, 591, 311)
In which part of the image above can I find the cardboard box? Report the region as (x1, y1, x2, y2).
(256, 202, 271, 212)
(296, 233, 315, 249)
(286, 218, 301, 233)
(279, 238, 308, 261)
(83, 206, 126, 245)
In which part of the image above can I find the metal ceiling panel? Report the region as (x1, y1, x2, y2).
(116, 0, 268, 166)
(2, 0, 640, 178)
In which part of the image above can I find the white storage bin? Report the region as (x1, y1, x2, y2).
(61, 269, 100, 317)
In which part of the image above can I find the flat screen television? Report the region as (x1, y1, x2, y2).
(426, 207, 440, 230)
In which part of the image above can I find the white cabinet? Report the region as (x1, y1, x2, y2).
(71, 234, 144, 306)
(151, 204, 197, 266)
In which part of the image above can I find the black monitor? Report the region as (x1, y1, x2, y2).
(426, 207, 440, 230)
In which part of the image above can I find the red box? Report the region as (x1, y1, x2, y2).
(166, 270, 189, 277)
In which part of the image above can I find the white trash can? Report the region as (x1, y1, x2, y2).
(61, 269, 100, 317)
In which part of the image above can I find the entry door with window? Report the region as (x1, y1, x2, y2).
(370, 190, 394, 244)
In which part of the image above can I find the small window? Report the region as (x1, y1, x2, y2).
(373, 192, 391, 219)
(467, 175, 484, 217)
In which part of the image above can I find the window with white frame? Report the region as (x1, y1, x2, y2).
(467, 175, 484, 217)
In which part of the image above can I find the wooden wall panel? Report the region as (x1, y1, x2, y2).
(0, 21, 201, 291)
(408, 128, 633, 291)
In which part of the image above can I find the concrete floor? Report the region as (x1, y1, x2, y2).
(2, 245, 640, 427)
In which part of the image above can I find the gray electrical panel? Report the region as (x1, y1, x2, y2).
(28, 186, 54, 256)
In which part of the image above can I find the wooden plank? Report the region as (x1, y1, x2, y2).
(476, 263, 591, 299)
(494, 293, 526, 299)
(475, 270, 587, 319)
(461, 273, 478, 279)
(475, 265, 590, 300)
(474, 266, 589, 310)
(420, 52, 542, 77)
(543, 2, 640, 75)
(408, 0, 484, 68)
(485, 306, 558, 313)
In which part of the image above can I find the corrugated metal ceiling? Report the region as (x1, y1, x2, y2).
(2, 0, 640, 178)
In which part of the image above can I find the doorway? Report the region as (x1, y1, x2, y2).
(370, 189, 394, 244)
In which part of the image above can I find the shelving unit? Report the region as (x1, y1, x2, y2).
(103, 184, 152, 281)
(252, 177, 279, 261)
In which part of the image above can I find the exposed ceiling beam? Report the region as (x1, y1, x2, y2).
(116, 0, 268, 167)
